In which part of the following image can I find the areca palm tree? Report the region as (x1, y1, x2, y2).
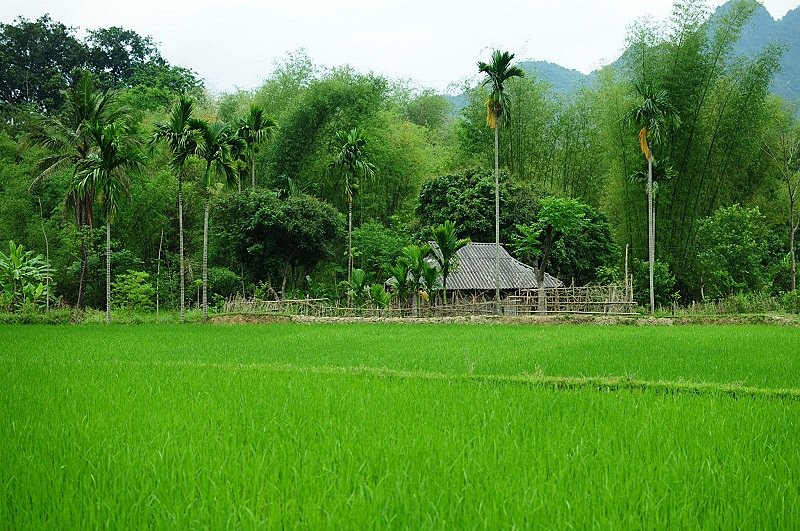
(430, 220, 470, 304)
(28, 72, 122, 308)
(190, 118, 243, 321)
(237, 104, 276, 189)
(478, 50, 524, 309)
(626, 82, 680, 313)
(328, 127, 376, 287)
(75, 120, 143, 323)
(150, 96, 197, 323)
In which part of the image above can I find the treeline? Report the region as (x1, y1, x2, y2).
(1, 0, 799, 316)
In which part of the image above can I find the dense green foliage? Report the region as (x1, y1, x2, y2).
(2, 324, 799, 526)
(1, 1, 799, 313)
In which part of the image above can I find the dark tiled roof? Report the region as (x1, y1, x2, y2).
(429, 242, 562, 290)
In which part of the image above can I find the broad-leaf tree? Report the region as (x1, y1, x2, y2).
(76, 120, 143, 323)
(478, 50, 524, 308)
(430, 220, 470, 304)
(150, 95, 197, 322)
(516, 197, 586, 313)
(190, 118, 243, 321)
(626, 81, 679, 313)
(328, 127, 376, 288)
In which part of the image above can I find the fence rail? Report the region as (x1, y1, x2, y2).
(222, 284, 635, 318)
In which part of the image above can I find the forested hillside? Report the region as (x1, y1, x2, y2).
(447, 1, 800, 105)
(1, 0, 799, 317)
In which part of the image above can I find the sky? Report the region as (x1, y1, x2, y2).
(2, 0, 798, 95)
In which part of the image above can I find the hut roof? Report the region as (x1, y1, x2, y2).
(429, 242, 562, 290)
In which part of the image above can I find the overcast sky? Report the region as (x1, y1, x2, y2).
(2, 1, 798, 95)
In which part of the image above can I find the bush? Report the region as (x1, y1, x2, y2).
(208, 267, 242, 300)
(112, 270, 155, 311)
(632, 259, 676, 309)
(780, 291, 800, 314)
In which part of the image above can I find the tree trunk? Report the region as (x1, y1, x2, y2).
(494, 123, 501, 312)
(537, 232, 554, 314)
(791, 222, 797, 293)
(77, 235, 87, 309)
(251, 151, 256, 189)
(157, 229, 163, 315)
(648, 153, 655, 314)
(106, 220, 111, 324)
(347, 195, 353, 304)
(202, 189, 210, 322)
(178, 176, 186, 323)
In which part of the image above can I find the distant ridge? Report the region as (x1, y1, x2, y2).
(445, 1, 800, 111)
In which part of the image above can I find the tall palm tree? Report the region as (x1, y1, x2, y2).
(430, 220, 470, 304)
(328, 127, 376, 287)
(237, 104, 276, 189)
(190, 118, 243, 321)
(28, 72, 122, 308)
(478, 50, 524, 310)
(626, 82, 680, 313)
(150, 96, 197, 323)
(75, 120, 143, 323)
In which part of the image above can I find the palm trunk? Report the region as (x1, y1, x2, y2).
(348, 195, 353, 293)
(648, 154, 655, 314)
(77, 232, 88, 309)
(106, 219, 111, 324)
(202, 188, 210, 322)
(251, 151, 256, 189)
(494, 124, 501, 312)
(178, 176, 186, 323)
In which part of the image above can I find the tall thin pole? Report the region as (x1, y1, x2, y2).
(648, 153, 655, 314)
(494, 123, 501, 313)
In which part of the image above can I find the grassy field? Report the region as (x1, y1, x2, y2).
(2, 323, 799, 527)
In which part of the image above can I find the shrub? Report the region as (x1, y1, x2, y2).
(112, 270, 155, 311)
(208, 267, 242, 300)
(632, 259, 676, 309)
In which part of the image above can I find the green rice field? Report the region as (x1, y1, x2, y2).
(2, 324, 799, 527)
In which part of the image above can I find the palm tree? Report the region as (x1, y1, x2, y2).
(478, 50, 524, 310)
(28, 72, 122, 308)
(190, 118, 243, 321)
(328, 127, 376, 288)
(150, 96, 197, 323)
(402, 244, 429, 317)
(626, 82, 680, 313)
(75, 120, 143, 323)
(430, 220, 470, 305)
(237, 104, 276, 189)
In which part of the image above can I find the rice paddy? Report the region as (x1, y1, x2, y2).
(2, 323, 798, 527)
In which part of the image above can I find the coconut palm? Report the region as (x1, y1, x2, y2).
(75, 120, 143, 323)
(150, 96, 197, 323)
(190, 118, 243, 321)
(478, 50, 524, 309)
(328, 127, 376, 287)
(28, 72, 122, 308)
(430, 220, 470, 304)
(626, 82, 680, 313)
(237, 104, 276, 189)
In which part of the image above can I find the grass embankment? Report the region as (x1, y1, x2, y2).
(2, 324, 798, 527)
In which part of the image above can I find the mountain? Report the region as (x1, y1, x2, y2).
(445, 1, 800, 112)
(710, 1, 800, 103)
